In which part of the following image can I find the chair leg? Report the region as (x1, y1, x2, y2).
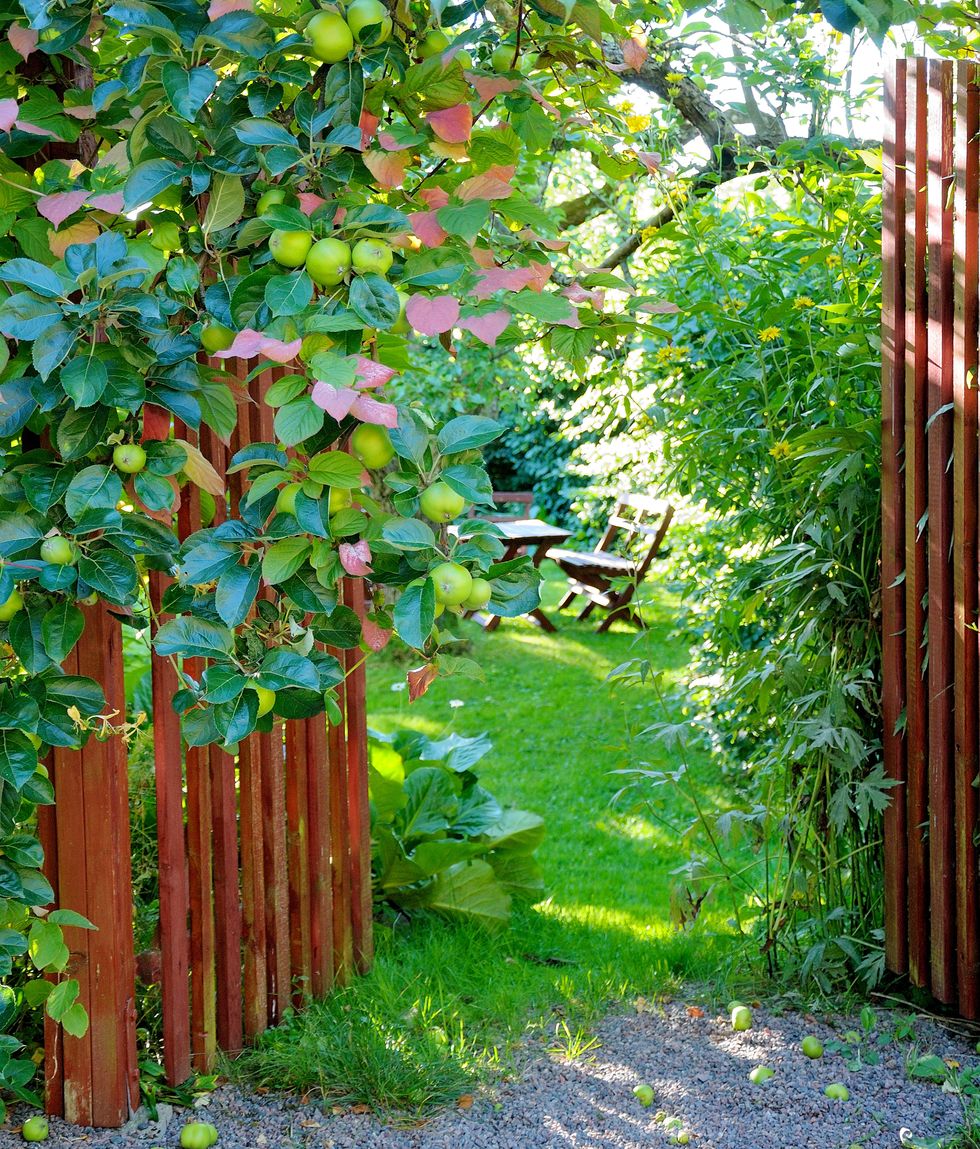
(557, 590, 577, 612)
(577, 601, 597, 622)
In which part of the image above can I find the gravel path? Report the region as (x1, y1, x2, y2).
(4, 1003, 973, 1148)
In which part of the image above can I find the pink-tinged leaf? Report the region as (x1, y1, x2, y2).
(0, 99, 18, 132)
(637, 300, 681, 314)
(7, 24, 37, 59)
(458, 165, 515, 202)
(621, 36, 648, 71)
(339, 540, 373, 576)
(311, 382, 359, 420)
(15, 120, 56, 137)
(37, 190, 87, 228)
(350, 394, 398, 427)
(297, 191, 326, 215)
(407, 663, 438, 701)
(354, 356, 397, 389)
(410, 210, 448, 248)
(406, 294, 460, 336)
(471, 245, 496, 268)
(88, 192, 125, 214)
(459, 309, 510, 348)
(48, 220, 100, 260)
(469, 74, 520, 100)
(419, 187, 450, 210)
(359, 109, 379, 149)
(563, 282, 605, 310)
(471, 263, 554, 299)
(637, 151, 661, 175)
(426, 104, 473, 144)
(517, 228, 568, 251)
(525, 261, 554, 292)
(377, 130, 405, 152)
(65, 105, 95, 120)
(361, 617, 392, 652)
(213, 328, 301, 363)
(208, 0, 251, 17)
(555, 307, 583, 329)
(362, 149, 410, 190)
(529, 89, 559, 118)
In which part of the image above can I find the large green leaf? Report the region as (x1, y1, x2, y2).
(153, 616, 234, 659)
(419, 860, 511, 930)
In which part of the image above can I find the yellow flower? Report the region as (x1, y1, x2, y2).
(664, 71, 684, 83)
(769, 440, 791, 460)
(749, 224, 765, 238)
(758, 326, 781, 343)
(625, 113, 651, 133)
(826, 253, 842, 268)
(653, 345, 690, 366)
(793, 295, 815, 309)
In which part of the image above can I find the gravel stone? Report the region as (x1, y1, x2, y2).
(2, 1004, 971, 1148)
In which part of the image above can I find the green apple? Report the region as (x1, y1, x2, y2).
(200, 322, 236, 353)
(726, 1000, 746, 1013)
(391, 288, 411, 333)
(328, 487, 353, 514)
(731, 1005, 752, 1031)
(21, 1115, 49, 1142)
(78, 592, 99, 606)
(26, 732, 42, 749)
(491, 44, 515, 70)
(307, 11, 354, 62)
(801, 1035, 824, 1059)
(430, 562, 473, 606)
(346, 0, 391, 42)
(418, 28, 449, 58)
(350, 423, 395, 468)
(748, 1065, 774, 1085)
(824, 1083, 849, 1101)
(306, 237, 352, 287)
(40, 535, 76, 566)
(269, 229, 313, 268)
(674, 1134, 690, 1146)
(462, 577, 492, 610)
(276, 483, 303, 515)
(256, 187, 287, 215)
(351, 238, 393, 276)
(632, 1083, 654, 1107)
(249, 685, 276, 719)
(113, 443, 147, 474)
(419, 481, 465, 523)
(453, 49, 473, 68)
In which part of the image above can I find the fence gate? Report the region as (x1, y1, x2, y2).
(882, 57, 979, 1016)
(35, 360, 372, 1127)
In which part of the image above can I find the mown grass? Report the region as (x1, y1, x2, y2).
(235, 564, 742, 1113)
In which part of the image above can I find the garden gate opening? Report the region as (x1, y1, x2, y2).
(35, 359, 372, 1128)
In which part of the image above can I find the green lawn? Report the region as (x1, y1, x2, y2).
(237, 564, 740, 1111)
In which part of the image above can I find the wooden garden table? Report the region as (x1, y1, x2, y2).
(462, 518, 571, 633)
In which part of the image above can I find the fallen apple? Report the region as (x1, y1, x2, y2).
(801, 1035, 824, 1059)
(731, 1005, 753, 1032)
(179, 1122, 218, 1149)
(633, 1083, 655, 1107)
(824, 1083, 849, 1101)
(21, 1115, 48, 1142)
(748, 1065, 774, 1085)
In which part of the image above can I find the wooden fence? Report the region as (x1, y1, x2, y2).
(882, 58, 979, 1015)
(35, 361, 372, 1127)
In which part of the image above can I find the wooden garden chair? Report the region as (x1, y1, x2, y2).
(470, 490, 534, 522)
(551, 494, 674, 633)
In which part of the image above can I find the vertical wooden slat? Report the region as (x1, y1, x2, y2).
(882, 57, 909, 977)
(306, 710, 334, 996)
(199, 422, 244, 1052)
(903, 58, 931, 988)
(36, 800, 64, 1117)
(178, 466, 218, 1069)
(286, 718, 313, 1002)
(329, 650, 353, 982)
(251, 364, 290, 1023)
(953, 62, 980, 1019)
(144, 405, 193, 1085)
(926, 58, 956, 1005)
(343, 579, 373, 973)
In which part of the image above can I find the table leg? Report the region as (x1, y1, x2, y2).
(475, 542, 520, 632)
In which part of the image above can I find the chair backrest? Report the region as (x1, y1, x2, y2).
(485, 490, 534, 522)
(596, 494, 674, 581)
